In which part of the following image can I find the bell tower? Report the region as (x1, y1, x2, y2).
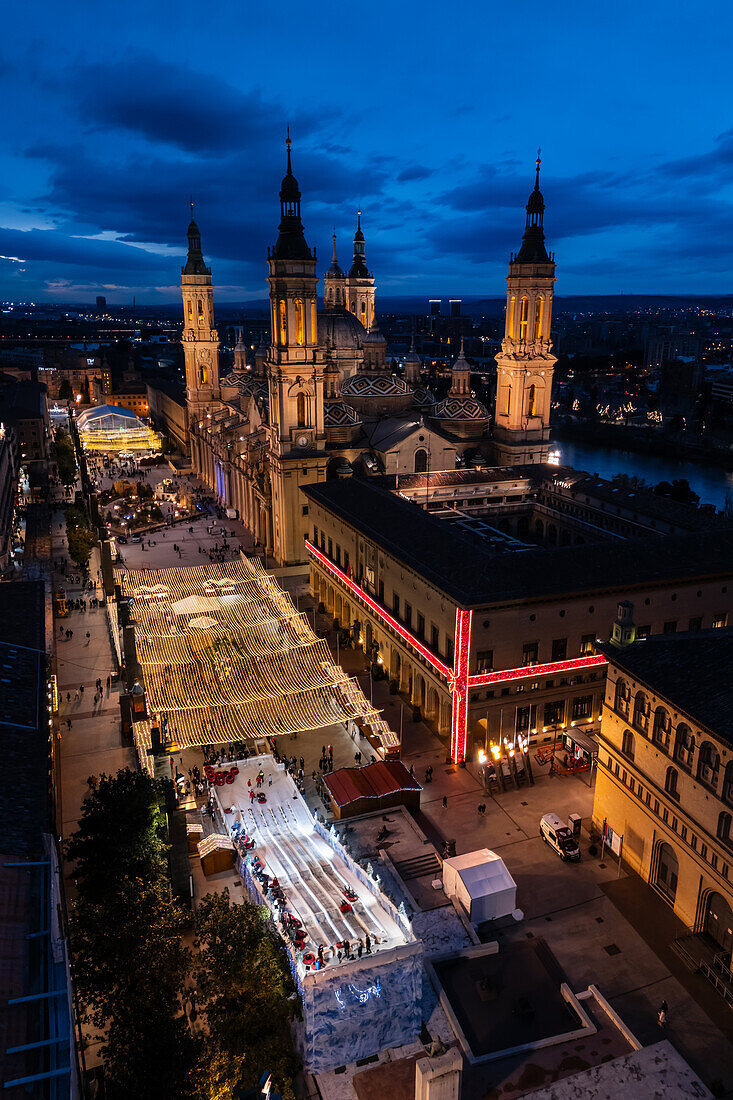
(346, 211, 376, 330)
(493, 154, 556, 466)
(181, 204, 220, 426)
(266, 135, 328, 565)
(323, 233, 346, 309)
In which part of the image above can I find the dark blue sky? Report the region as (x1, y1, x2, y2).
(2, 0, 732, 303)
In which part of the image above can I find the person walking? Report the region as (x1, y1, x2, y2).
(658, 1000, 668, 1027)
(85, 631, 91, 645)
(365, 933, 372, 954)
(442, 795, 448, 810)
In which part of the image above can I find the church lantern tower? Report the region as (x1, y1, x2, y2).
(266, 135, 328, 564)
(181, 205, 221, 426)
(323, 233, 346, 309)
(492, 154, 557, 465)
(345, 211, 376, 330)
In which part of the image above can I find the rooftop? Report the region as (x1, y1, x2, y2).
(324, 760, 421, 807)
(597, 629, 733, 743)
(302, 479, 733, 608)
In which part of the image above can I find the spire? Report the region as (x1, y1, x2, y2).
(514, 151, 550, 264)
(183, 201, 209, 276)
(349, 208, 370, 278)
(273, 133, 312, 261)
(327, 230, 343, 276)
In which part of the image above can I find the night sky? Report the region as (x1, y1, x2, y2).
(2, 0, 732, 303)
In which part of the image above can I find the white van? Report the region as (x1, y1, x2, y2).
(540, 813, 581, 862)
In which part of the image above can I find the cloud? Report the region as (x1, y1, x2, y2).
(396, 165, 433, 182)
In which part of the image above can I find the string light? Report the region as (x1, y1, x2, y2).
(114, 559, 390, 767)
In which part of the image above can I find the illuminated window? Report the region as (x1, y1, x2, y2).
(519, 297, 529, 340)
(296, 392, 306, 428)
(187, 300, 193, 321)
(527, 384, 536, 417)
(508, 295, 516, 337)
(361, 302, 366, 324)
(370, 302, 375, 326)
(294, 299, 304, 346)
(279, 300, 287, 345)
(311, 300, 317, 337)
(534, 296, 544, 340)
(350, 300, 356, 314)
(197, 299, 204, 322)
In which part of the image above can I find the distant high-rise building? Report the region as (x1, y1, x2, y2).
(449, 299, 461, 317)
(429, 299, 441, 317)
(96, 296, 106, 313)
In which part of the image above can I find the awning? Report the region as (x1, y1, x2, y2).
(566, 726, 599, 757)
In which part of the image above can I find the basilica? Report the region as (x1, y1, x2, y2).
(184, 140, 557, 564)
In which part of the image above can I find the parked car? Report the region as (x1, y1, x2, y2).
(131, 535, 142, 544)
(117, 535, 128, 544)
(540, 812, 581, 862)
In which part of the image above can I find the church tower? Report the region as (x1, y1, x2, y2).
(233, 328, 247, 372)
(492, 155, 556, 465)
(181, 205, 221, 427)
(323, 233, 346, 308)
(266, 136, 328, 564)
(345, 212, 376, 330)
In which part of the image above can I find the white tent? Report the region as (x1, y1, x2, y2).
(442, 848, 517, 924)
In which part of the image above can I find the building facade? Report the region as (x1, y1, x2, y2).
(185, 141, 557, 564)
(303, 476, 733, 764)
(593, 630, 733, 972)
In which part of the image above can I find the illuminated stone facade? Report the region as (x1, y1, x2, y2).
(184, 142, 557, 565)
(593, 631, 733, 966)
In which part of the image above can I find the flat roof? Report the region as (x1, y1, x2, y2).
(597, 629, 733, 744)
(302, 479, 733, 608)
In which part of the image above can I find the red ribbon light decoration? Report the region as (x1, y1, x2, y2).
(305, 541, 607, 764)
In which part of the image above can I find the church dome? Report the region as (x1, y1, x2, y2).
(411, 385, 437, 409)
(340, 372, 411, 399)
(432, 394, 489, 422)
(317, 307, 367, 350)
(324, 401, 361, 428)
(220, 371, 268, 400)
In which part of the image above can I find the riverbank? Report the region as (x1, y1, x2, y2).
(551, 435, 733, 510)
(553, 420, 733, 471)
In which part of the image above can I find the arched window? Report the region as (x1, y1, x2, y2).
(294, 299, 304, 346)
(361, 302, 367, 325)
(414, 449, 428, 473)
(527, 384, 536, 418)
(656, 842, 679, 903)
(652, 706, 671, 750)
(665, 766, 679, 800)
(327, 288, 333, 304)
(621, 729, 635, 761)
(674, 723, 694, 769)
(279, 300, 288, 346)
(614, 678, 630, 717)
(633, 690, 649, 733)
(370, 302, 375, 327)
(197, 299, 204, 322)
(311, 299, 317, 338)
(187, 300, 193, 321)
(504, 385, 512, 417)
(350, 300, 356, 314)
(723, 761, 733, 806)
(698, 741, 720, 790)
(717, 812, 732, 847)
(508, 295, 516, 338)
(534, 295, 544, 340)
(296, 392, 306, 428)
(519, 297, 529, 340)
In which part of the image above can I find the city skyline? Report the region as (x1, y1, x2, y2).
(2, 0, 733, 302)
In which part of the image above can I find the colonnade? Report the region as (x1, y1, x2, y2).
(310, 567, 453, 743)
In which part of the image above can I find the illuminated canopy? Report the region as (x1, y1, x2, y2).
(114, 558, 393, 766)
(77, 403, 162, 453)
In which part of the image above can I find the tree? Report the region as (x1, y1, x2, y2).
(194, 890, 298, 1099)
(54, 429, 77, 485)
(68, 770, 197, 1100)
(654, 478, 699, 506)
(64, 506, 97, 569)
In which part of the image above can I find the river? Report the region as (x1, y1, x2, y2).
(553, 441, 733, 511)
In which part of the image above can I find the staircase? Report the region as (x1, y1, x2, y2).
(393, 851, 442, 881)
